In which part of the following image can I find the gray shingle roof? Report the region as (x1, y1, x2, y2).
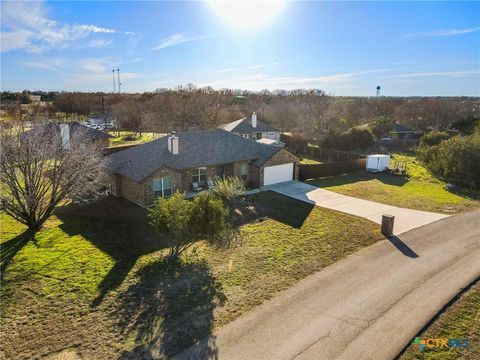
(105, 129, 282, 181)
(220, 115, 279, 133)
(391, 123, 415, 133)
(22, 121, 113, 140)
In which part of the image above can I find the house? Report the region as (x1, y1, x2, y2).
(220, 113, 281, 141)
(389, 123, 419, 140)
(256, 138, 285, 147)
(22, 121, 113, 150)
(105, 129, 299, 207)
(88, 112, 112, 126)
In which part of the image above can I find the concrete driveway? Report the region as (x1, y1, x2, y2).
(262, 181, 449, 235)
(176, 209, 480, 360)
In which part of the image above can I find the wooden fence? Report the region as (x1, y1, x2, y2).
(299, 158, 367, 180)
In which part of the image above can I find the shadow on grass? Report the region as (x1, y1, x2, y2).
(116, 259, 226, 359)
(306, 171, 409, 189)
(0, 230, 36, 277)
(252, 191, 314, 228)
(54, 197, 166, 306)
(387, 235, 419, 258)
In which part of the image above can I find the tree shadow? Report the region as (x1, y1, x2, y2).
(386, 235, 419, 258)
(115, 259, 226, 359)
(54, 197, 166, 306)
(306, 171, 409, 188)
(1, 230, 36, 277)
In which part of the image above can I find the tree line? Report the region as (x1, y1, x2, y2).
(2, 87, 478, 137)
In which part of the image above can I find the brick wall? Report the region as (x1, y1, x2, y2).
(143, 167, 183, 205)
(249, 165, 261, 188)
(121, 176, 147, 207)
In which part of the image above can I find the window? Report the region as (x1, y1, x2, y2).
(192, 167, 207, 183)
(257, 132, 263, 139)
(153, 176, 172, 198)
(240, 163, 249, 181)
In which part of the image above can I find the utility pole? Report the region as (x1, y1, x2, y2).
(112, 69, 116, 93)
(117, 69, 121, 94)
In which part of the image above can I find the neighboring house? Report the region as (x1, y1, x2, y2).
(22, 121, 113, 150)
(257, 138, 285, 147)
(105, 129, 299, 207)
(389, 123, 420, 140)
(220, 113, 281, 141)
(88, 112, 111, 126)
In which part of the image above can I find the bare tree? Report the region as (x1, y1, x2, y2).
(0, 121, 105, 230)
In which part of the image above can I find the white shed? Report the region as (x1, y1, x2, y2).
(366, 154, 390, 172)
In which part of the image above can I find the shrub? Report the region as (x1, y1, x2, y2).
(191, 192, 228, 241)
(419, 130, 449, 147)
(148, 191, 228, 260)
(212, 176, 246, 206)
(417, 131, 480, 189)
(120, 132, 137, 141)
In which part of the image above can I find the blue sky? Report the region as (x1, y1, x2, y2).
(1, 1, 479, 96)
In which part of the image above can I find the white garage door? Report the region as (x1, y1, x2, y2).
(263, 163, 294, 186)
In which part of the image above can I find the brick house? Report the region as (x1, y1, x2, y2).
(105, 129, 299, 207)
(220, 112, 281, 141)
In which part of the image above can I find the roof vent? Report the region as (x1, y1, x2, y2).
(168, 134, 179, 155)
(252, 112, 257, 128)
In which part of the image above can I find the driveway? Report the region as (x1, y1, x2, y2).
(176, 209, 480, 360)
(262, 181, 449, 235)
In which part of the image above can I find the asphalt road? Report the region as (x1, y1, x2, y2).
(176, 209, 480, 360)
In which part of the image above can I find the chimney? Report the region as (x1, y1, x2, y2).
(60, 123, 70, 149)
(167, 133, 179, 155)
(252, 112, 257, 128)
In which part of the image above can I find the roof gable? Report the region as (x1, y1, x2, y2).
(221, 115, 279, 133)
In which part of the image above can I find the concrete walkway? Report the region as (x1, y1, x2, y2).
(176, 210, 480, 360)
(262, 181, 449, 235)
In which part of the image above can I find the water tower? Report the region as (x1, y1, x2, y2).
(376, 85, 381, 97)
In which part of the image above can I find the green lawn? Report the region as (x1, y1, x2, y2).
(300, 156, 323, 165)
(400, 281, 479, 360)
(1, 192, 382, 359)
(109, 131, 161, 147)
(305, 154, 480, 214)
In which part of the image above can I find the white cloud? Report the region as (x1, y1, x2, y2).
(384, 70, 480, 79)
(403, 27, 480, 38)
(200, 68, 393, 91)
(0, 1, 134, 53)
(153, 33, 207, 50)
(212, 68, 235, 73)
(248, 64, 265, 70)
(21, 58, 66, 72)
(86, 39, 113, 49)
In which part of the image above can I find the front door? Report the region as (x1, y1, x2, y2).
(216, 165, 225, 178)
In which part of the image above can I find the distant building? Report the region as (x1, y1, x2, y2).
(28, 95, 42, 102)
(220, 112, 281, 141)
(389, 123, 420, 140)
(22, 121, 113, 151)
(88, 112, 111, 126)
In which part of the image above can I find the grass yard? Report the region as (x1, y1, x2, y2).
(1, 192, 382, 359)
(400, 281, 479, 360)
(305, 154, 480, 214)
(109, 131, 161, 147)
(299, 156, 323, 165)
